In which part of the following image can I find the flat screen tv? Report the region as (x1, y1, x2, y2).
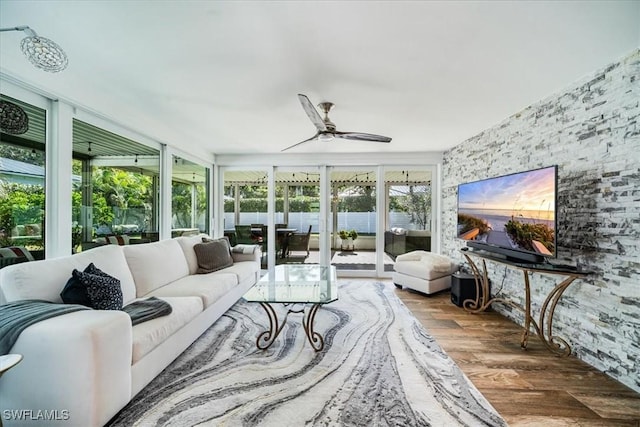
(457, 165, 557, 263)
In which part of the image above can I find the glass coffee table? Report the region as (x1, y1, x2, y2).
(243, 264, 338, 351)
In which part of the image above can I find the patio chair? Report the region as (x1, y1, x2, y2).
(235, 225, 261, 245)
(0, 246, 34, 269)
(285, 225, 312, 260)
(258, 225, 287, 257)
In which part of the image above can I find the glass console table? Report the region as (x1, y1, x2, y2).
(460, 248, 592, 356)
(243, 264, 338, 351)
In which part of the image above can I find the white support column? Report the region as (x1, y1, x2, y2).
(376, 166, 386, 277)
(319, 165, 330, 266)
(267, 167, 275, 273)
(46, 100, 74, 258)
(159, 145, 173, 240)
(433, 163, 442, 253)
(191, 183, 197, 228)
(212, 163, 224, 237)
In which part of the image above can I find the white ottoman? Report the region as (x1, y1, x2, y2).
(392, 251, 459, 294)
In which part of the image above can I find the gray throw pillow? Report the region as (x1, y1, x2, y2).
(194, 237, 233, 274)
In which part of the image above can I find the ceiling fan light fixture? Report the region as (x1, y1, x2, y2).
(318, 133, 334, 143)
(282, 94, 391, 152)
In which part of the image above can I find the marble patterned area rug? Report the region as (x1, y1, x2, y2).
(108, 281, 506, 427)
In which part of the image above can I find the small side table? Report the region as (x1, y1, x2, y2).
(0, 353, 22, 375)
(0, 354, 23, 427)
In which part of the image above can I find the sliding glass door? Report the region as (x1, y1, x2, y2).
(329, 167, 378, 275)
(275, 167, 320, 265)
(384, 168, 433, 271)
(217, 164, 436, 276)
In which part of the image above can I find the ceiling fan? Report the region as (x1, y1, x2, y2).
(281, 94, 392, 152)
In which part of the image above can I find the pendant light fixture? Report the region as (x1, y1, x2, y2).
(0, 100, 29, 134)
(0, 25, 68, 72)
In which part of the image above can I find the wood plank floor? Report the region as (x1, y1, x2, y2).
(391, 282, 640, 426)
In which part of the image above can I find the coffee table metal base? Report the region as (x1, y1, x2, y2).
(256, 302, 324, 351)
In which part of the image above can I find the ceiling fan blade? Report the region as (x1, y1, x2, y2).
(298, 94, 326, 132)
(334, 131, 392, 143)
(281, 132, 319, 152)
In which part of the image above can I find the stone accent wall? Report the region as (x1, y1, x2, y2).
(441, 49, 640, 392)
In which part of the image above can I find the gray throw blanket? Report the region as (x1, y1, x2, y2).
(0, 297, 172, 355)
(122, 297, 172, 325)
(0, 300, 90, 355)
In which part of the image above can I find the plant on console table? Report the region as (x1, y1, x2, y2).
(339, 229, 358, 251)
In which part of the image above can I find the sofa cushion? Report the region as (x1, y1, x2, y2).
(176, 234, 217, 275)
(129, 296, 203, 363)
(147, 273, 238, 308)
(218, 261, 260, 285)
(194, 238, 233, 274)
(123, 239, 190, 297)
(231, 244, 259, 254)
(73, 266, 123, 310)
(0, 244, 136, 305)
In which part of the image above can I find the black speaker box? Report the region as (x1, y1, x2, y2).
(451, 272, 489, 307)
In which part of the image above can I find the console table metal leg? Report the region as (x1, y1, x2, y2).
(462, 255, 493, 312)
(521, 271, 532, 349)
(538, 275, 578, 356)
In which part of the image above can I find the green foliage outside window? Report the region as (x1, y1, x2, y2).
(172, 181, 207, 229)
(0, 181, 45, 248)
(91, 168, 153, 228)
(389, 185, 431, 230)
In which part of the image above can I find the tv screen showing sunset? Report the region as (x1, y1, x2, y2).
(457, 166, 556, 256)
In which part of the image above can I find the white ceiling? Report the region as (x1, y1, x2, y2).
(1, 1, 638, 157)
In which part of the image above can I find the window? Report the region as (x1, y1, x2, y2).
(72, 120, 160, 249)
(171, 156, 209, 237)
(0, 95, 46, 260)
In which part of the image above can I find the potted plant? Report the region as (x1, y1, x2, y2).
(339, 229, 358, 251)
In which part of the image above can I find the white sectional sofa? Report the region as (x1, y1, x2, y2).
(0, 235, 261, 427)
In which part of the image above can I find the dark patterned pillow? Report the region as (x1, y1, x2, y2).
(72, 265, 123, 310)
(60, 276, 91, 307)
(60, 262, 109, 306)
(194, 237, 233, 274)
